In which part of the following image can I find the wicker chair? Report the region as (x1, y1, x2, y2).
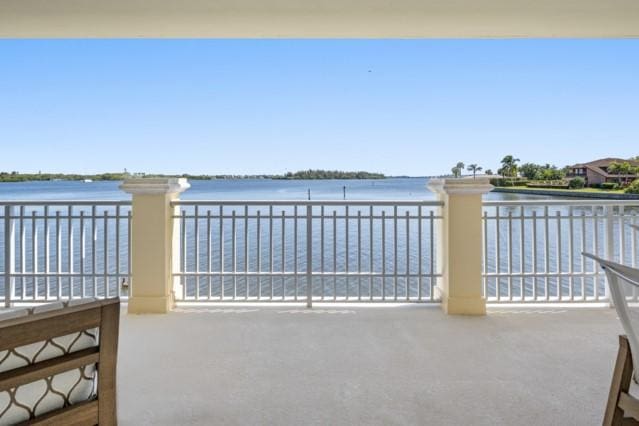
(583, 252, 639, 425)
(0, 298, 119, 425)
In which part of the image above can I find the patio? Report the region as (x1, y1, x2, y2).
(118, 304, 621, 425)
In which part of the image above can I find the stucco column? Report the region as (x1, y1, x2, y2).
(427, 177, 493, 315)
(120, 178, 190, 314)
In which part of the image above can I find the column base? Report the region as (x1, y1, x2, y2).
(128, 295, 174, 314)
(441, 295, 486, 316)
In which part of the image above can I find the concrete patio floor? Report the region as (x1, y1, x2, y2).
(118, 304, 622, 425)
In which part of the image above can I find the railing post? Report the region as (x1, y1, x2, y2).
(427, 177, 493, 315)
(120, 178, 190, 314)
(306, 204, 313, 308)
(604, 205, 615, 302)
(4, 205, 15, 308)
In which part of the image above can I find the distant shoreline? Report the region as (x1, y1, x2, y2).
(0, 177, 430, 183)
(0, 170, 400, 183)
(0, 176, 419, 183)
(492, 187, 639, 200)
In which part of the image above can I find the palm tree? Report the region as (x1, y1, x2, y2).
(499, 155, 520, 185)
(456, 162, 465, 174)
(466, 164, 483, 179)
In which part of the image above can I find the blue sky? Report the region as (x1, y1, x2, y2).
(0, 40, 637, 176)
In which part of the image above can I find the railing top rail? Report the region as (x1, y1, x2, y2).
(483, 200, 639, 207)
(171, 200, 443, 207)
(0, 200, 131, 206)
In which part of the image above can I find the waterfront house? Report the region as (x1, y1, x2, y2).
(567, 157, 639, 186)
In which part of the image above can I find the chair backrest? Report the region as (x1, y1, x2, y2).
(0, 298, 119, 425)
(583, 252, 639, 378)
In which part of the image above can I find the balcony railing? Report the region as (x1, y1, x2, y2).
(2, 197, 638, 307)
(482, 200, 639, 303)
(172, 201, 443, 305)
(1, 201, 131, 305)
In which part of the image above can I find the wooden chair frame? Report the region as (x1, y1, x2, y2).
(583, 252, 639, 425)
(604, 335, 639, 425)
(0, 298, 119, 425)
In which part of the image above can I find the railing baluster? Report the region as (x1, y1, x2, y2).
(556, 210, 562, 300)
(405, 210, 410, 301)
(605, 206, 614, 300)
(281, 209, 285, 300)
(127, 209, 132, 296)
(103, 210, 108, 298)
(483, 210, 488, 299)
(44, 205, 50, 300)
(80, 210, 85, 298)
(382, 210, 386, 301)
(507, 210, 512, 301)
(544, 206, 549, 301)
(358, 210, 362, 301)
(194, 206, 200, 300)
(256, 209, 261, 300)
(306, 205, 312, 308)
(20, 206, 25, 300)
(294, 205, 298, 300)
(68, 205, 73, 299)
(207, 209, 212, 300)
(370, 205, 374, 301)
(220, 205, 224, 300)
(593, 206, 600, 300)
(56, 210, 61, 299)
(321, 205, 325, 300)
(269, 205, 273, 300)
(620, 206, 626, 265)
(532, 210, 538, 301)
(4, 205, 15, 307)
(520, 206, 525, 301)
(31, 210, 37, 301)
(333, 210, 337, 300)
(115, 205, 120, 298)
(181, 209, 187, 300)
(495, 206, 501, 301)
(568, 206, 574, 301)
(430, 210, 435, 301)
(345, 205, 350, 300)
(91, 205, 97, 298)
(393, 205, 398, 301)
(244, 205, 249, 300)
(633, 213, 638, 301)
(580, 210, 586, 300)
(232, 209, 237, 299)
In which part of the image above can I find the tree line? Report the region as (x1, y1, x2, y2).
(0, 169, 386, 182)
(273, 170, 385, 180)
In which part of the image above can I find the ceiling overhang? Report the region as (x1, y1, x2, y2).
(1, 0, 638, 38)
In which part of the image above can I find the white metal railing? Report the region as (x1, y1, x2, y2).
(4, 198, 637, 307)
(482, 200, 639, 303)
(1, 201, 131, 306)
(172, 201, 443, 305)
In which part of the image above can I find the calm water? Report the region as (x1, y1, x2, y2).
(0, 178, 547, 201)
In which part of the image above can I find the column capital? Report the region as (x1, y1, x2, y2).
(427, 177, 493, 196)
(119, 178, 190, 195)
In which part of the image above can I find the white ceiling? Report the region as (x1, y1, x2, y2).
(1, 0, 638, 38)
